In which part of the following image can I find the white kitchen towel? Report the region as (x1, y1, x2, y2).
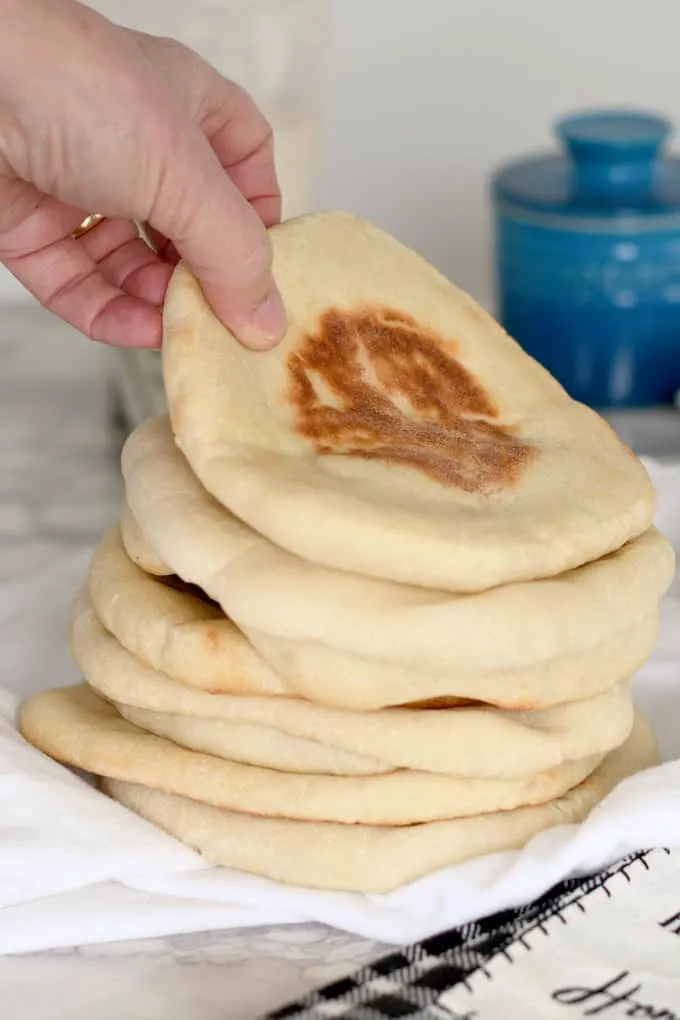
(0, 460, 678, 955)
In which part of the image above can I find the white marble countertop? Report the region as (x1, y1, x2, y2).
(0, 305, 388, 1019)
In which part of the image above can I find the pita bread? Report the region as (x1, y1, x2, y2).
(72, 592, 389, 778)
(108, 507, 657, 709)
(116, 703, 392, 777)
(122, 418, 674, 678)
(17, 686, 605, 825)
(247, 618, 658, 711)
(162, 212, 655, 593)
(102, 714, 657, 892)
(88, 527, 284, 696)
(120, 503, 171, 576)
(73, 596, 636, 779)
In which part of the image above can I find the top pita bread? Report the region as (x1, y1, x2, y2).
(162, 211, 654, 593)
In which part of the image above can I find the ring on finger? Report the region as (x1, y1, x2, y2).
(71, 213, 106, 240)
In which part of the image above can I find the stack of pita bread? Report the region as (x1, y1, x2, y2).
(20, 213, 675, 894)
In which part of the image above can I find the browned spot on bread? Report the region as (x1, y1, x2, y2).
(396, 696, 475, 710)
(287, 306, 535, 492)
(400, 694, 554, 711)
(202, 623, 224, 652)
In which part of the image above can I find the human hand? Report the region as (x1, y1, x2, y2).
(0, 0, 286, 349)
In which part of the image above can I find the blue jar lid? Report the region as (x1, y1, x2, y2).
(494, 109, 680, 218)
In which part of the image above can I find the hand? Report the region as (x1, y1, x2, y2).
(0, 0, 287, 349)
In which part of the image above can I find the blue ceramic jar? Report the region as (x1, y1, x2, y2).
(493, 110, 680, 408)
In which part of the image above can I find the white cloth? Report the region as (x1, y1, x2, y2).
(1, 461, 679, 955)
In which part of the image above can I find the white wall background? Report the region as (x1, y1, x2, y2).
(3, 0, 680, 313)
(317, 0, 680, 308)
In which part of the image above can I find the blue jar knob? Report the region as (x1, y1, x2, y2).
(492, 109, 680, 409)
(558, 111, 670, 206)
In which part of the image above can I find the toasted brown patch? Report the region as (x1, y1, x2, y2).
(400, 695, 553, 711)
(287, 306, 535, 492)
(202, 623, 225, 652)
(397, 696, 474, 710)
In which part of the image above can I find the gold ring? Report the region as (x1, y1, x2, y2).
(71, 213, 106, 240)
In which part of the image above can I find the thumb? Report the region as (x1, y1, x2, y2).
(145, 123, 286, 350)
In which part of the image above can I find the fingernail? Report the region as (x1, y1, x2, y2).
(243, 289, 287, 349)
